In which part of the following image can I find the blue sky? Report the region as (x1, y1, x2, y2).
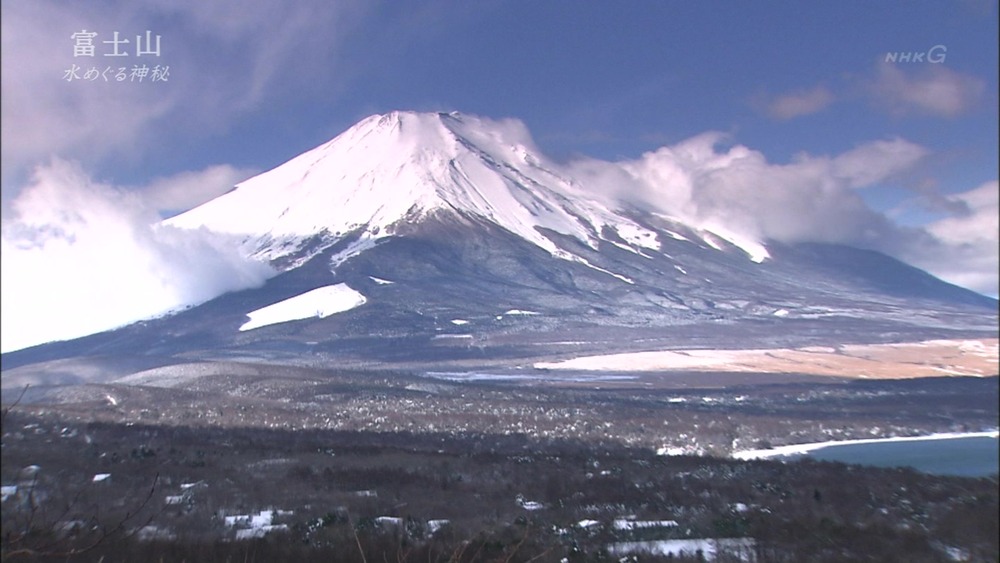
(1, 0, 997, 351)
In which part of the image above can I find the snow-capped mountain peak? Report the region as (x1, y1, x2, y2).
(167, 111, 668, 266)
(6, 112, 995, 370)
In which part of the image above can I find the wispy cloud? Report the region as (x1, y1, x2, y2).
(139, 165, 258, 218)
(870, 63, 986, 117)
(754, 62, 988, 123)
(828, 138, 929, 189)
(759, 86, 835, 120)
(0, 0, 367, 183)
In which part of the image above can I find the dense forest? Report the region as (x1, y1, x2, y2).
(3, 405, 997, 562)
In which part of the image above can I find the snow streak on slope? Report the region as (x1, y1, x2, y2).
(239, 284, 366, 331)
(166, 112, 681, 269)
(702, 225, 770, 263)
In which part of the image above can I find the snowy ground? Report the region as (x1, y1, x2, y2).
(421, 371, 638, 383)
(608, 537, 756, 561)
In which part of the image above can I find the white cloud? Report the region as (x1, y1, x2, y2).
(585, 135, 925, 246)
(0, 159, 273, 353)
(139, 164, 258, 217)
(829, 138, 929, 188)
(564, 132, 995, 296)
(925, 181, 999, 245)
(910, 180, 999, 296)
(871, 64, 985, 117)
(762, 86, 835, 120)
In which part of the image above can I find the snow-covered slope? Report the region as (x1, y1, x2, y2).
(239, 283, 366, 331)
(167, 111, 675, 268)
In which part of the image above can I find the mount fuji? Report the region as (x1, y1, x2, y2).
(167, 111, 693, 270)
(3, 111, 996, 375)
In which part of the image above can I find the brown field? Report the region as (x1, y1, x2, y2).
(535, 338, 999, 379)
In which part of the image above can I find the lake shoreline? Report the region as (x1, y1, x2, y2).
(732, 429, 1000, 460)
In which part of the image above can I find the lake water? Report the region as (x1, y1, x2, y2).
(796, 436, 999, 477)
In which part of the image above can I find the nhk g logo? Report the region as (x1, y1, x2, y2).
(884, 45, 947, 64)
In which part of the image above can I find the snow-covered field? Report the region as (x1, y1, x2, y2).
(608, 537, 755, 561)
(534, 338, 999, 379)
(223, 509, 292, 540)
(421, 371, 638, 383)
(239, 284, 366, 331)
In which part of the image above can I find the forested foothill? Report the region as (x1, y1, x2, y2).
(2, 371, 997, 561)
